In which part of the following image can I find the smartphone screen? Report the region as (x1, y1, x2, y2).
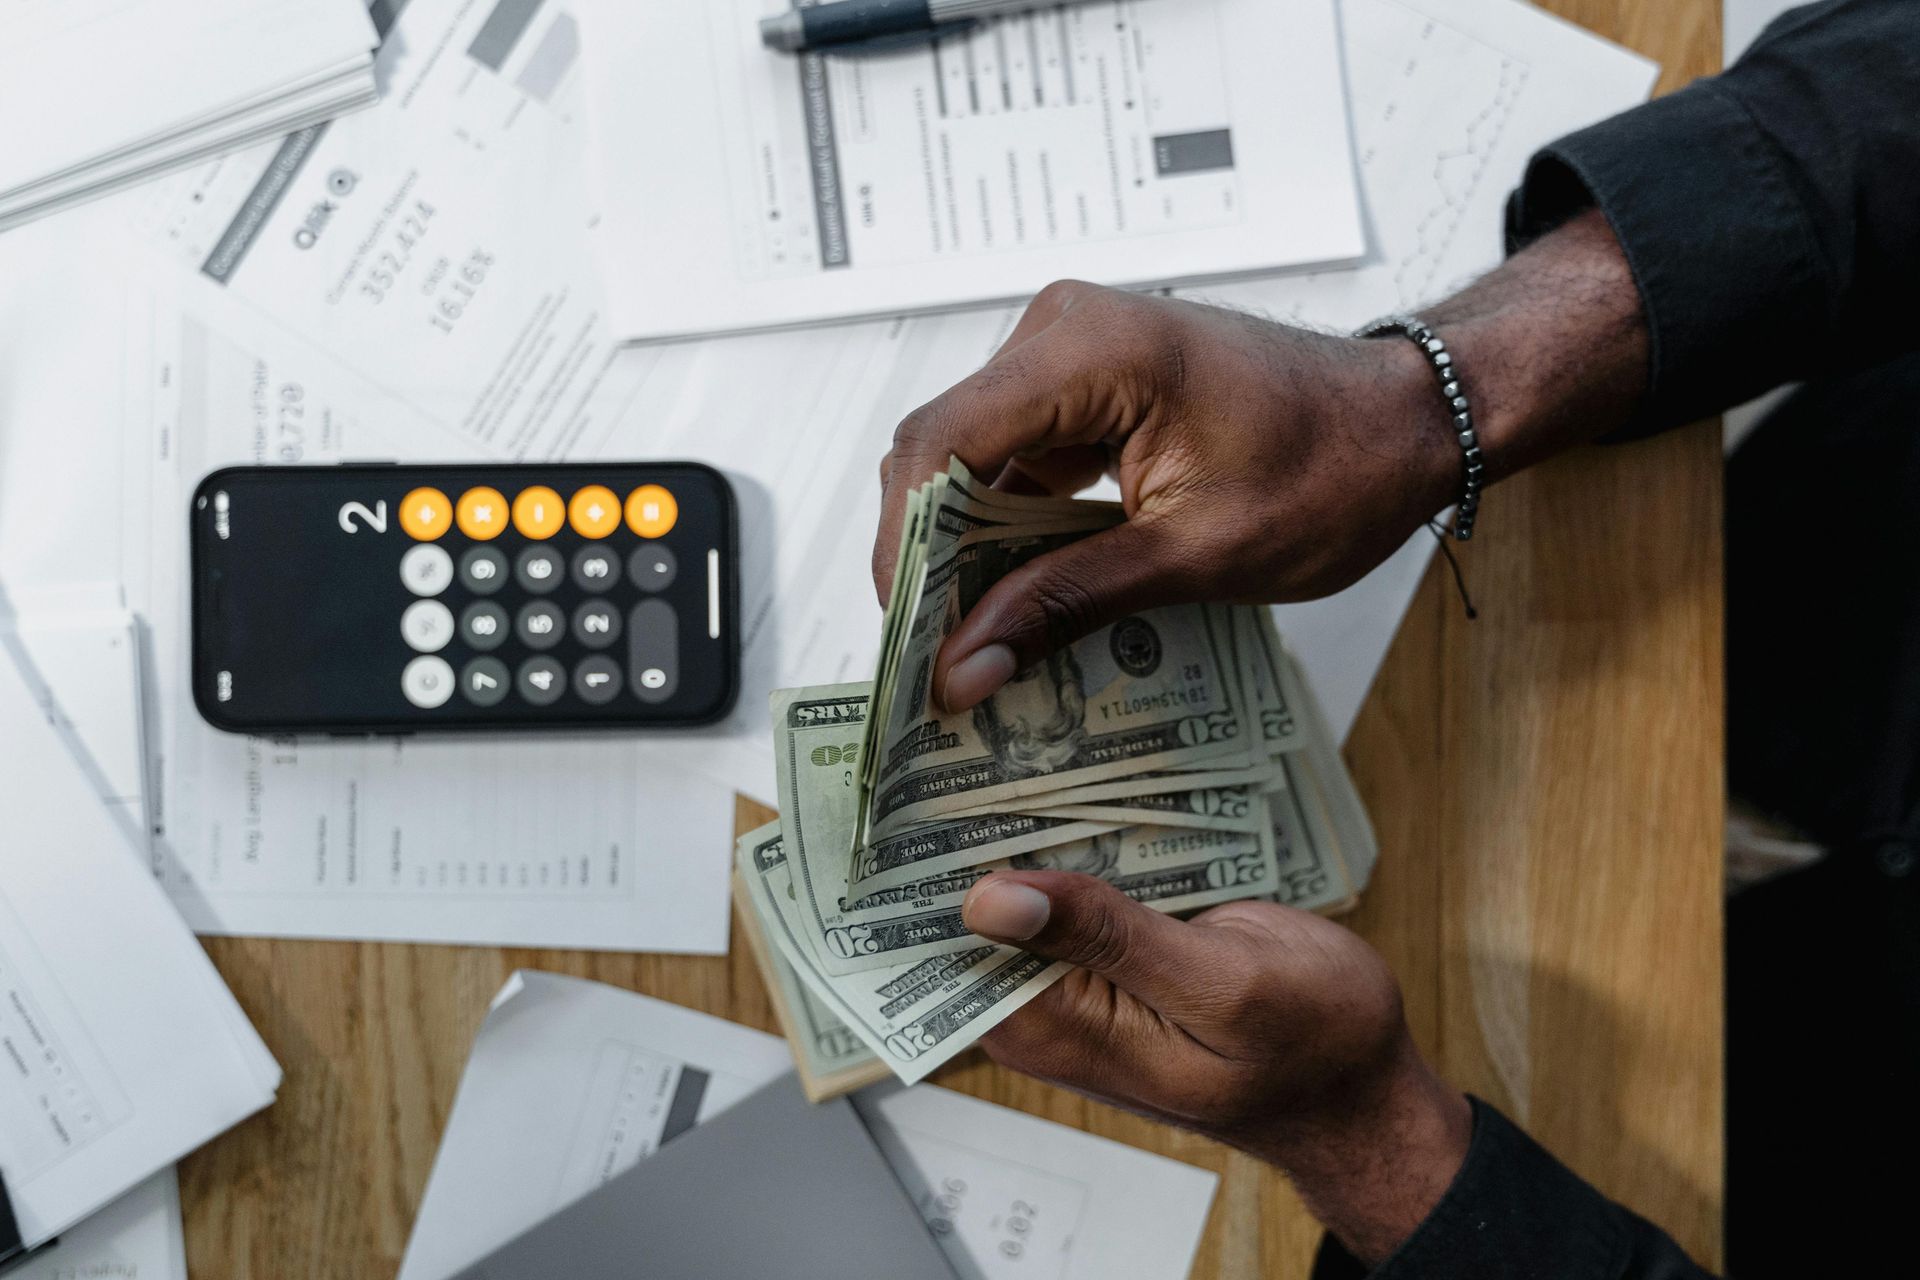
(189, 463, 738, 733)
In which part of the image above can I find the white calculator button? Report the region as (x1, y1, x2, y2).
(400, 544, 454, 596)
(401, 599, 455, 652)
(401, 655, 455, 708)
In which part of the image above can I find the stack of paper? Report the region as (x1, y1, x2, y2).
(401, 973, 1217, 1280)
(0, 0, 379, 231)
(0, 627, 279, 1253)
(4, 1172, 186, 1280)
(577, 0, 1367, 338)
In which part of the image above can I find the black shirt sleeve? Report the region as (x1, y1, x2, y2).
(1310, 1099, 1717, 1280)
(1504, 0, 1920, 436)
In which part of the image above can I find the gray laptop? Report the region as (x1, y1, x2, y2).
(452, 1073, 959, 1280)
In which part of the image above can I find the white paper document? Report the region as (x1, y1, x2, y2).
(113, 288, 737, 953)
(2, 589, 152, 850)
(401, 972, 1217, 1280)
(135, 0, 636, 464)
(6, 1170, 187, 1280)
(854, 1082, 1218, 1280)
(0, 0, 1662, 969)
(398, 973, 794, 1280)
(0, 0, 378, 230)
(0, 642, 278, 1249)
(579, 0, 1367, 339)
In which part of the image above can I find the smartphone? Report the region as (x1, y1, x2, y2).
(189, 462, 739, 734)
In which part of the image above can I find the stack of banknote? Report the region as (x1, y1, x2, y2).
(734, 461, 1378, 1098)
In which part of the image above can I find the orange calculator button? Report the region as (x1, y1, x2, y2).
(511, 486, 565, 539)
(568, 485, 622, 539)
(398, 487, 452, 541)
(455, 486, 509, 540)
(625, 485, 678, 539)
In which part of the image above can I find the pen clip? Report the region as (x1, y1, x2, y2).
(814, 17, 980, 56)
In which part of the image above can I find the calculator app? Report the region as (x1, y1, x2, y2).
(190, 464, 738, 732)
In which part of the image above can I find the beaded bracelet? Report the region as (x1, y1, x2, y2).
(1353, 313, 1483, 540)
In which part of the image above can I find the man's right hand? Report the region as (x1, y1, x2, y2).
(961, 869, 1474, 1265)
(871, 280, 1461, 713)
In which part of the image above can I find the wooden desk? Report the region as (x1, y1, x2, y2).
(180, 4, 1725, 1274)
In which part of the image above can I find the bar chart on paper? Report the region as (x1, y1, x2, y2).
(468, 0, 581, 104)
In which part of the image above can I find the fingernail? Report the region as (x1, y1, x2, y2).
(965, 879, 1052, 941)
(942, 644, 1017, 711)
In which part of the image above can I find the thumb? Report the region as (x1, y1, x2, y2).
(962, 869, 1227, 1020)
(936, 516, 1189, 712)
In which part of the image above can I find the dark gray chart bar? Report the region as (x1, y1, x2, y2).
(932, 37, 950, 118)
(1154, 128, 1236, 176)
(200, 123, 329, 284)
(660, 1066, 710, 1144)
(468, 0, 546, 72)
(1026, 13, 1043, 106)
(797, 53, 851, 267)
(1057, 7, 1076, 105)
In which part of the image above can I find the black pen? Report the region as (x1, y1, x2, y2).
(760, 0, 1100, 54)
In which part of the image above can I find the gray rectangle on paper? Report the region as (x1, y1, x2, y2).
(200, 123, 329, 285)
(468, 0, 546, 71)
(1154, 128, 1236, 176)
(452, 1075, 959, 1280)
(798, 54, 851, 268)
(513, 11, 578, 102)
(660, 1066, 708, 1144)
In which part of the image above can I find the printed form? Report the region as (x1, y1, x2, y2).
(0, 644, 277, 1250)
(115, 285, 737, 951)
(399, 973, 1216, 1280)
(581, 0, 1366, 338)
(5, 1171, 186, 1280)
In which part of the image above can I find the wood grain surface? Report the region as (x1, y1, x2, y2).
(181, 4, 1726, 1274)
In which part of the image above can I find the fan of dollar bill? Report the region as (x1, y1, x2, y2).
(734, 459, 1378, 1100)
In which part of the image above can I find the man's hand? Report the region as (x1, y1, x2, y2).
(871, 210, 1647, 714)
(962, 869, 1473, 1264)
(873, 281, 1460, 711)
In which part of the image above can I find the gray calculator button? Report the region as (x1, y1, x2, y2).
(515, 545, 564, 594)
(627, 543, 678, 593)
(572, 655, 623, 704)
(516, 600, 565, 650)
(401, 655, 455, 709)
(460, 546, 508, 595)
(400, 544, 454, 596)
(461, 600, 509, 651)
(401, 599, 455, 653)
(461, 657, 510, 706)
(572, 598, 622, 649)
(516, 656, 566, 706)
(627, 599, 678, 704)
(572, 545, 621, 592)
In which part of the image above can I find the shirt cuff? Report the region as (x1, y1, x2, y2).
(1504, 81, 1832, 437)
(1357, 1098, 1625, 1280)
